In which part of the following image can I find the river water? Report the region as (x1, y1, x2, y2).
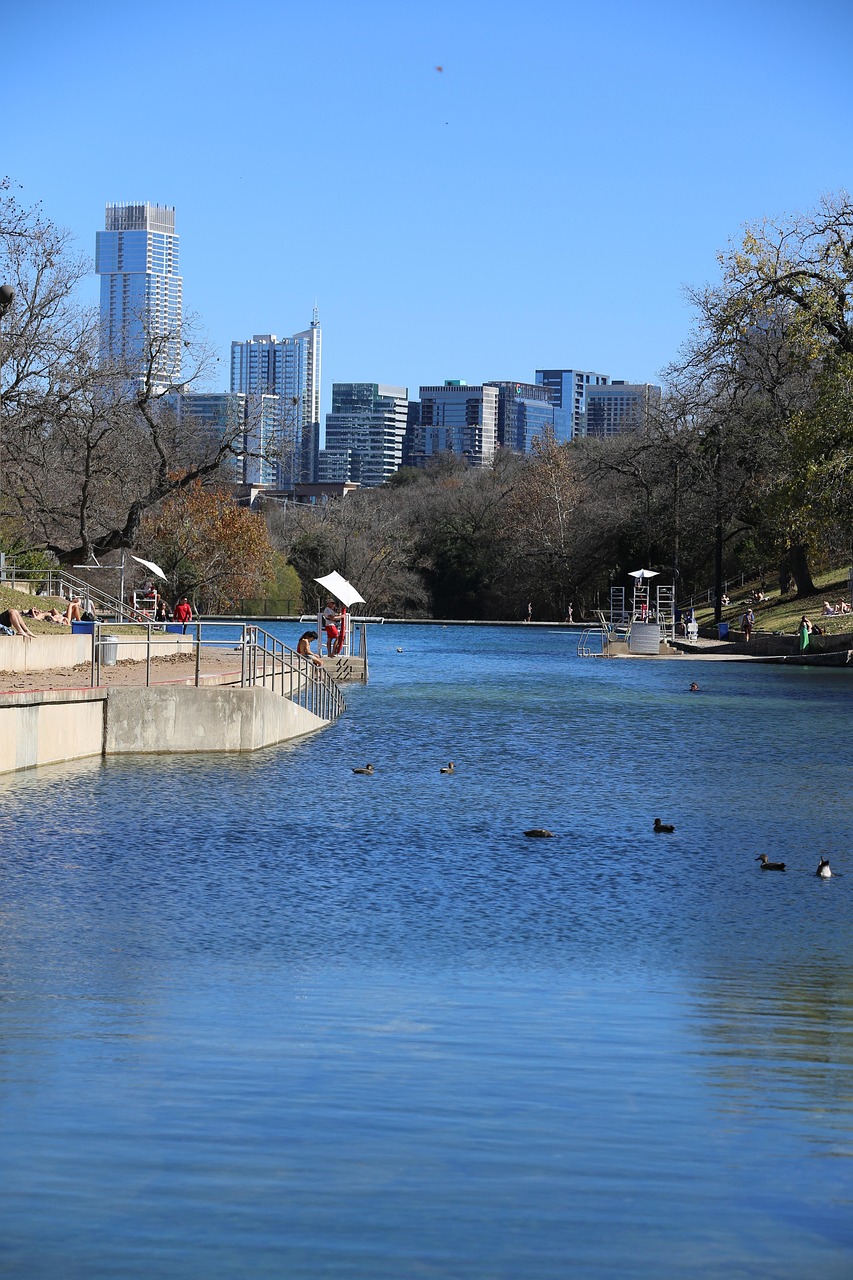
(1, 624, 852, 1278)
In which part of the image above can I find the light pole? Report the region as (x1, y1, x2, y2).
(0, 284, 14, 509)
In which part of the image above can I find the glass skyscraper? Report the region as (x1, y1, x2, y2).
(322, 383, 410, 486)
(95, 202, 182, 385)
(583, 381, 662, 438)
(534, 369, 610, 440)
(230, 320, 321, 486)
(409, 382, 499, 467)
(487, 381, 569, 452)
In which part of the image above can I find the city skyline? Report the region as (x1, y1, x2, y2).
(5, 0, 851, 419)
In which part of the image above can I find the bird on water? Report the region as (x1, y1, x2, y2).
(440, 761, 455, 774)
(524, 829, 554, 838)
(352, 763, 374, 775)
(653, 818, 675, 833)
(756, 854, 786, 871)
(816, 857, 832, 878)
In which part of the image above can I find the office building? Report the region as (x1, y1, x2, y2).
(176, 393, 246, 482)
(583, 381, 662, 438)
(322, 383, 409, 487)
(230, 317, 322, 485)
(408, 381, 499, 467)
(487, 381, 569, 452)
(95, 202, 182, 385)
(535, 369, 609, 440)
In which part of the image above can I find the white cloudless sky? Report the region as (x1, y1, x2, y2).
(4, 0, 853, 416)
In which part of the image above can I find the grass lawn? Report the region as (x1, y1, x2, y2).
(694, 565, 853, 636)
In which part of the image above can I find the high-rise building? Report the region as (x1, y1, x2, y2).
(176, 393, 246, 482)
(487, 381, 569, 452)
(322, 383, 409, 487)
(230, 317, 322, 485)
(535, 369, 609, 440)
(583, 381, 662, 438)
(95, 202, 182, 384)
(408, 381, 499, 467)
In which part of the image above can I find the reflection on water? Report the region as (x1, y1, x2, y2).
(1, 625, 852, 1277)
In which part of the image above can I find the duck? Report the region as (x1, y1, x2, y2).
(440, 761, 455, 774)
(816, 857, 832, 879)
(653, 818, 675, 833)
(352, 763, 374, 775)
(524, 829, 554, 838)
(396, 647, 403, 653)
(756, 854, 786, 871)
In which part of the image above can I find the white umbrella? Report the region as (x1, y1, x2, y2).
(130, 554, 168, 581)
(628, 568, 659, 579)
(315, 571, 365, 608)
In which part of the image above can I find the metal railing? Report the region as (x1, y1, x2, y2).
(87, 620, 345, 722)
(1, 564, 149, 623)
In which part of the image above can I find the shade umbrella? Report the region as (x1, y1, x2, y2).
(314, 571, 365, 608)
(130, 554, 168, 581)
(628, 568, 659, 580)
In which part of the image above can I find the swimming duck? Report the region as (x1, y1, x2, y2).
(816, 857, 832, 879)
(440, 761, 455, 774)
(756, 854, 786, 871)
(524, 829, 554, 838)
(352, 763, 374, 775)
(396, 647, 403, 653)
(653, 818, 675, 833)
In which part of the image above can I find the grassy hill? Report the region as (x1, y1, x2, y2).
(693, 565, 852, 636)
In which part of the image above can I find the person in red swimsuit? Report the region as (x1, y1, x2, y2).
(322, 599, 342, 656)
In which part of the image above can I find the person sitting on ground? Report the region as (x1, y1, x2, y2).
(0, 608, 35, 637)
(836, 599, 851, 614)
(720, 593, 730, 606)
(823, 600, 835, 616)
(297, 630, 323, 667)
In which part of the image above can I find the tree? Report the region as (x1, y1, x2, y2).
(673, 192, 853, 597)
(0, 181, 246, 565)
(137, 483, 274, 612)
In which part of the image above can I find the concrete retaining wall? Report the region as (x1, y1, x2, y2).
(0, 684, 328, 775)
(698, 626, 853, 656)
(0, 690, 107, 773)
(0, 633, 195, 674)
(104, 685, 326, 755)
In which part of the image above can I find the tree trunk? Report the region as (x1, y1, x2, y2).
(785, 544, 817, 597)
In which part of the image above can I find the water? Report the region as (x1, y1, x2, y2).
(1, 625, 852, 1278)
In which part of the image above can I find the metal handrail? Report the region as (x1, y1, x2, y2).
(87, 620, 345, 723)
(1, 565, 147, 623)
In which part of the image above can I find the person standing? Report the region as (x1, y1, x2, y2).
(799, 615, 812, 652)
(322, 599, 342, 656)
(173, 596, 193, 634)
(741, 607, 754, 644)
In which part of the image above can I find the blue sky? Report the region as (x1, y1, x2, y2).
(4, 0, 853, 410)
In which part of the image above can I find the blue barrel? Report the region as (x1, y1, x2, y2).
(718, 622, 729, 639)
(71, 621, 95, 636)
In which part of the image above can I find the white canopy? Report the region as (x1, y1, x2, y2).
(315, 571, 365, 608)
(130, 554, 167, 581)
(628, 568, 659, 580)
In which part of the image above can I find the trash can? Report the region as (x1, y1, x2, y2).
(71, 621, 95, 636)
(718, 621, 729, 640)
(100, 635, 119, 667)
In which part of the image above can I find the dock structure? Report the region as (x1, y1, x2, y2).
(578, 572, 678, 658)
